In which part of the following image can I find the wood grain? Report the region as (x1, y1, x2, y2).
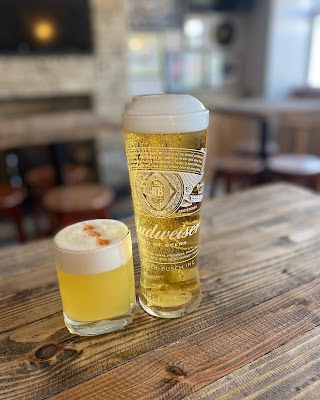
(183, 325, 320, 400)
(50, 279, 320, 400)
(1, 184, 320, 399)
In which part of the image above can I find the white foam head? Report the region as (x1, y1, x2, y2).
(54, 219, 132, 275)
(123, 94, 209, 134)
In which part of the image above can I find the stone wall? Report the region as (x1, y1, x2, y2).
(0, 0, 128, 123)
(91, 0, 129, 120)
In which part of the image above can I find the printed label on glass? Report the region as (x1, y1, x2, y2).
(127, 147, 206, 217)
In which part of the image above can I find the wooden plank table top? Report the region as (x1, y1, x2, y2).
(211, 97, 320, 120)
(2, 183, 320, 399)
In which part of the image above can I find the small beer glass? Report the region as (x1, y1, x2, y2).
(54, 219, 136, 336)
(124, 94, 209, 318)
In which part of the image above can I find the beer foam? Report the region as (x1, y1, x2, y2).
(123, 94, 209, 134)
(54, 220, 132, 275)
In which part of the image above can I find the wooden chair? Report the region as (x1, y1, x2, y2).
(0, 184, 27, 242)
(267, 114, 320, 190)
(42, 183, 115, 231)
(210, 156, 265, 196)
(234, 139, 278, 158)
(208, 113, 265, 196)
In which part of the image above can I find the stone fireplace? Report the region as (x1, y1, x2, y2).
(0, 0, 131, 208)
(0, 0, 128, 123)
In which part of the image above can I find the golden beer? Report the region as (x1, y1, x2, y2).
(54, 219, 136, 335)
(124, 94, 209, 318)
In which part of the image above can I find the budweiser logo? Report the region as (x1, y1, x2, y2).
(136, 219, 200, 241)
(134, 171, 184, 217)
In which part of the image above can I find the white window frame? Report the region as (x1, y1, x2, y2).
(308, 13, 320, 87)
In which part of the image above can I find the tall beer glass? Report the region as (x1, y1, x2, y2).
(54, 219, 136, 336)
(124, 94, 209, 318)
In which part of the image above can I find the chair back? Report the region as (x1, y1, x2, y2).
(277, 113, 320, 155)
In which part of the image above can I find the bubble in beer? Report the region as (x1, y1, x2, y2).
(124, 94, 208, 317)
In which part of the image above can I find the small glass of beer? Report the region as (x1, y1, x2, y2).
(54, 219, 136, 336)
(123, 94, 209, 318)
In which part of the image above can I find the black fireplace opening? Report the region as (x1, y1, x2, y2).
(0, 0, 93, 55)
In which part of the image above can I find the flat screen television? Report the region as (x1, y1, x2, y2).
(0, 0, 93, 55)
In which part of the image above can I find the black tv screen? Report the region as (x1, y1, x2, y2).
(188, 0, 254, 12)
(0, 0, 93, 55)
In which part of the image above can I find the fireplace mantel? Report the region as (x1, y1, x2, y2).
(0, 110, 121, 151)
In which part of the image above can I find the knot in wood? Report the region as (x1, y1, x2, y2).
(35, 344, 59, 360)
(169, 365, 185, 376)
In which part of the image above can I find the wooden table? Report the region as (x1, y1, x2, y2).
(212, 97, 320, 160)
(2, 183, 320, 399)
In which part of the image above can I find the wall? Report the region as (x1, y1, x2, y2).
(0, 0, 128, 123)
(243, 0, 271, 96)
(265, 0, 313, 99)
(0, 57, 95, 99)
(244, 0, 314, 99)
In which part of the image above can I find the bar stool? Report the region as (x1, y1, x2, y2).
(42, 183, 115, 231)
(25, 164, 88, 236)
(0, 184, 27, 242)
(267, 114, 320, 190)
(267, 154, 320, 190)
(210, 156, 265, 196)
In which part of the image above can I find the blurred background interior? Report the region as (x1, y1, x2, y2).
(0, 0, 320, 246)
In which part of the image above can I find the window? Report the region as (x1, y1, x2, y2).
(308, 14, 320, 87)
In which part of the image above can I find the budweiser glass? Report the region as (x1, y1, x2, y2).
(54, 219, 136, 335)
(124, 94, 209, 318)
